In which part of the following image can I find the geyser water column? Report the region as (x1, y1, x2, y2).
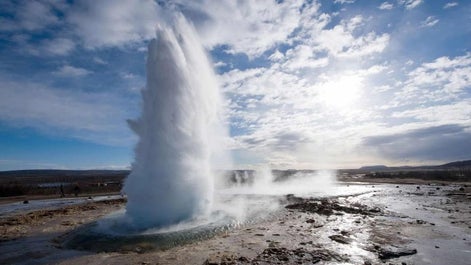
(123, 16, 225, 229)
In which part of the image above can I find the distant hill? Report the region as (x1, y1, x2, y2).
(0, 169, 129, 178)
(0, 170, 130, 197)
(347, 159, 471, 182)
(0, 169, 130, 186)
(440, 160, 471, 168)
(358, 159, 471, 172)
(358, 165, 389, 171)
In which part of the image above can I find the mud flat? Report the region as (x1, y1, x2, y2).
(0, 183, 470, 265)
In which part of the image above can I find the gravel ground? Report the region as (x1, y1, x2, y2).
(0, 183, 469, 265)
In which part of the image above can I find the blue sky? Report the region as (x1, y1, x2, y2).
(0, 0, 470, 170)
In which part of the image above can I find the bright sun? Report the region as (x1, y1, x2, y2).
(317, 75, 363, 111)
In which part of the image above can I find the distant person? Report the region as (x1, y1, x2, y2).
(60, 184, 65, 198)
(74, 185, 80, 197)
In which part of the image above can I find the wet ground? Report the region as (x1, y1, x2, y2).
(0, 182, 469, 264)
(0, 195, 123, 218)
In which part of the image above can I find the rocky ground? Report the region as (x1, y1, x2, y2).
(0, 183, 469, 265)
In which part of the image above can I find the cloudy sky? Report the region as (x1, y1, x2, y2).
(0, 0, 470, 170)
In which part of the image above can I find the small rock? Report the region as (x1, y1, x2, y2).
(268, 242, 277, 248)
(329, 234, 352, 244)
(238, 257, 249, 262)
(435, 245, 440, 248)
(134, 247, 143, 253)
(369, 207, 381, 213)
(23, 200, 29, 204)
(378, 247, 417, 260)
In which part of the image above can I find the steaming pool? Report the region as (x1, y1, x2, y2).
(61, 182, 374, 253)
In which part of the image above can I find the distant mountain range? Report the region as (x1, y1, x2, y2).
(0, 169, 129, 178)
(358, 159, 471, 172)
(0, 160, 470, 177)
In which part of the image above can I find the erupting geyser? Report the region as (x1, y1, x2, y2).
(123, 16, 226, 229)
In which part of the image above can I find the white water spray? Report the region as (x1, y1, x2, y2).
(123, 16, 226, 229)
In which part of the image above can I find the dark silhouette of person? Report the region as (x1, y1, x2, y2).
(74, 185, 80, 197)
(60, 184, 65, 198)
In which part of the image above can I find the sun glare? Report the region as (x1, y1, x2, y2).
(317, 75, 363, 111)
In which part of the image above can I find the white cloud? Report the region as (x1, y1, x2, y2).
(379, 2, 394, 10)
(282, 45, 329, 71)
(0, 76, 133, 145)
(214, 61, 227, 68)
(387, 53, 471, 109)
(121, 72, 136, 79)
(221, 50, 471, 168)
(212, 3, 397, 167)
(444, 2, 459, 9)
(178, 0, 306, 57)
(53, 65, 91, 77)
(312, 16, 390, 58)
(422, 54, 471, 69)
(93, 57, 108, 65)
(420, 16, 439, 27)
(399, 0, 423, 10)
(334, 0, 355, 4)
(268, 50, 285, 62)
(67, 0, 160, 48)
(392, 100, 471, 123)
(0, 1, 389, 61)
(362, 124, 471, 163)
(407, 53, 471, 94)
(0, 1, 62, 32)
(40, 38, 75, 56)
(8, 35, 76, 57)
(220, 57, 390, 168)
